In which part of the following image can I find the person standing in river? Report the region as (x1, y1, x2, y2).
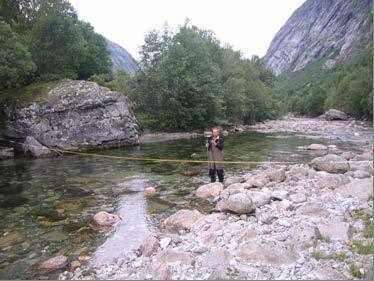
(205, 127, 224, 183)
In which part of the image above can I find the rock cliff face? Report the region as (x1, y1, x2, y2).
(106, 39, 139, 76)
(263, 0, 373, 75)
(1, 80, 139, 151)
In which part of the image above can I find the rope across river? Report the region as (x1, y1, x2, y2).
(0, 137, 371, 165)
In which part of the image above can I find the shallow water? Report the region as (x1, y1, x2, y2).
(0, 131, 362, 279)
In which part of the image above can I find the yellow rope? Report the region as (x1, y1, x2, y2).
(1, 137, 370, 165)
(0, 137, 296, 164)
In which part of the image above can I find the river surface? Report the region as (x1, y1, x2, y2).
(0, 131, 363, 279)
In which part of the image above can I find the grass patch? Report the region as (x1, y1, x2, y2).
(0, 80, 63, 107)
(312, 250, 347, 261)
(320, 235, 332, 243)
(351, 239, 374, 255)
(349, 264, 362, 278)
(312, 250, 324, 261)
(352, 211, 374, 238)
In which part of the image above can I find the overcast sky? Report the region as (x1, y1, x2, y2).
(69, 0, 305, 61)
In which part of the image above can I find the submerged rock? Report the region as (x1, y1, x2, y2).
(1, 80, 138, 152)
(0, 232, 24, 247)
(92, 211, 120, 226)
(307, 143, 328, 150)
(0, 146, 14, 160)
(38, 255, 68, 270)
(144, 186, 156, 197)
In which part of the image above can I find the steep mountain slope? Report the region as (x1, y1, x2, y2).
(263, 0, 373, 75)
(106, 39, 139, 75)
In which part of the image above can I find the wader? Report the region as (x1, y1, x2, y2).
(207, 136, 224, 183)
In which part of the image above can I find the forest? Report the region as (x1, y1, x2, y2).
(1, 0, 372, 133)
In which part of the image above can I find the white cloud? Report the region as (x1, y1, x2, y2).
(69, 0, 305, 60)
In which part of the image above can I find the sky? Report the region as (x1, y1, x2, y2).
(69, 0, 306, 61)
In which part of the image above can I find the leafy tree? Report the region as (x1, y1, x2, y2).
(0, 0, 111, 84)
(0, 23, 36, 89)
(135, 22, 280, 130)
(29, 14, 87, 80)
(77, 21, 111, 79)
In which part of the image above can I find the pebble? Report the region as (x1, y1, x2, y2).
(278, 219, 291, 227)
(160, 237, 172, 249)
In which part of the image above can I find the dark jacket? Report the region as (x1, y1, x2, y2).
(207, 136, 224, 170)
(207, 136, 224, 150)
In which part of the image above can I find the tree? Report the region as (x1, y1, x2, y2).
(76, 21, 111, 79)
(1, 0, 112, 83)
(0, 23, 36, 89)
(136, 24, 224, 130)
(29, 14, 87, 80)
(135, 22, 280, 130)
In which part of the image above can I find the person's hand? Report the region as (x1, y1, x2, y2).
(205, 143, 209, 148)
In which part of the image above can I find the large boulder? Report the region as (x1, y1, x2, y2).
(161, 209, 203, 233)
(1, 80, 138, 152)
(216, 192, 256, 214)
(319, 109, 348, 121)
(310, 154, 349, 173)
(195, 182, 223, 199)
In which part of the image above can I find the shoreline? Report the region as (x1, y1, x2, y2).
(59, 119, 373, 280)
(139, 116, 373, 149)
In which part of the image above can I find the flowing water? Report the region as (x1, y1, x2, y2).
(0, 131, 362, 279)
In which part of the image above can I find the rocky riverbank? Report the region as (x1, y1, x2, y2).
(246, 115, 373, 149)
(139, 114, 372, 148)
(59, 143, 373, 280)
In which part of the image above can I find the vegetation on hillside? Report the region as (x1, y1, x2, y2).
(0, 0, 111, 89)
(278, 48, 373, 119)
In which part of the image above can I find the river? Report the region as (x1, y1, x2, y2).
(0, 131, 362, 279)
